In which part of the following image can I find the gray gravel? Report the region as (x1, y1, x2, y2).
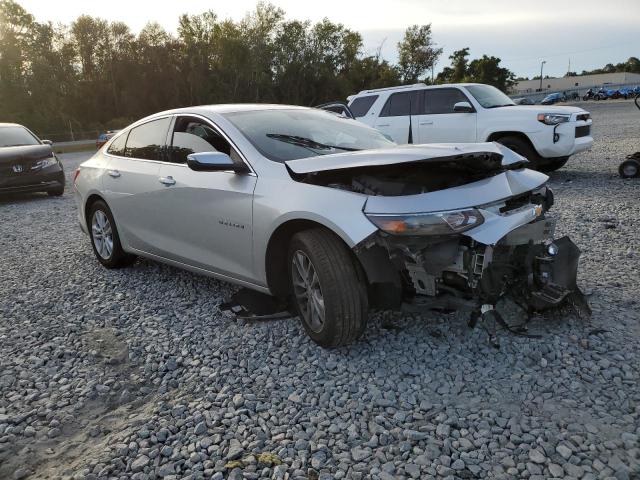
(1, 101, 639, 479)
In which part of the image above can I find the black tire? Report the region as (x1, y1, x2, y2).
(288, 228, 368, 347)
(619, 159, 640, 178)
(495, 135, 542, 168)
(87, 200, 136, 268)
(537, 157, 569, 172)
(47, 185, 65, 196)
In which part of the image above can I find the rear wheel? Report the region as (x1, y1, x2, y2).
(288, 228, 368, 347)
(88, 200, 136, 268)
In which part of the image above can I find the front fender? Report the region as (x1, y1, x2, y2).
(252, 178, 377, 285)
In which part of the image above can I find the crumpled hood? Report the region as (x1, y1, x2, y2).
(285, 142, 525, 175)
(364, 169, 548, 214)
(0, 144, 53, 165)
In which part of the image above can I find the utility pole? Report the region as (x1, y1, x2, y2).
(539, 60, 546, 91)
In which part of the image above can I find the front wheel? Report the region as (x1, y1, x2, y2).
(88, 200, 137, 268)
(47, 185, 65, 197)
(288, 228, 368, 347)
(495, 135, 543, 169)
(537, 157, 569, 172)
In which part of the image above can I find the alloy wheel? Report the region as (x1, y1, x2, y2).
(91, 210, 114, 259)
(291, 250, 325, 333)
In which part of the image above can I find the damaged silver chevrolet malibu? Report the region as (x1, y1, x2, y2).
(74, 105, 588, 347)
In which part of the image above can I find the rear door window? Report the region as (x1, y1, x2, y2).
(380, 91, 423, 117)
(424, 88, 472, 114)
(107, 133, 127, 156)
(349, 95, 378, 117)
(124, 117, 171, 161)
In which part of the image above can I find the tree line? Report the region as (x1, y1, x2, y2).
(0, 0, 515, 139)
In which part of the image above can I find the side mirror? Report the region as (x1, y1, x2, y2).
(186, 151, 245, 173)
(453, 101, 474, 113)
(41, 139, 53, 145)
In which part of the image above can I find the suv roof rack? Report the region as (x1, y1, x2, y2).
(356, 83, 427, 95)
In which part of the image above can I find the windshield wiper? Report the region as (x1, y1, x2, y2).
(486, 104, 515, 109)
(267, 134, 360, 152)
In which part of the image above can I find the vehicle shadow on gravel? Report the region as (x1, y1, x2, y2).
(0, 192, 56, 205)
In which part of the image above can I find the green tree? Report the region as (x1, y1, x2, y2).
(397, 24, 442, 83)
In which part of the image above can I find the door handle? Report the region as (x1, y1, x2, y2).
(108, 170, 121, 178)
(159, 176, 176, 186)
(376, 123, 390, 127)
(419, 121, 434, 125)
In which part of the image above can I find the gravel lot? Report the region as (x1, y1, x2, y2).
(1, 100, 639, 480)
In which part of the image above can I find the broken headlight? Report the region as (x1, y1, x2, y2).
(366, 209, 484, 236)
(537, 113, 571, 125)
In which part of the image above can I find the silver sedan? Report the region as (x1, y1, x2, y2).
(74, 105, 586, 347)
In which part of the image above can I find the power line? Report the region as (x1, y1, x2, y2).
(503, 41, 637, 63)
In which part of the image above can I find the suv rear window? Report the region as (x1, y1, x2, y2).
(349, 95, 378, 117)
(424, 88, 471, 114)
(125, 117, 171, 161)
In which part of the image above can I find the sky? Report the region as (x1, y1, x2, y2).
(18, 0, 640, 79)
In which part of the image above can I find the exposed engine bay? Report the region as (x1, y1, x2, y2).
(292, 152, 510, 196)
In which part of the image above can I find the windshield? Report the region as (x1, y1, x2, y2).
(0, 126, 41, 147)
(223, 108, 395, 162)
(466, 84, 515, 109)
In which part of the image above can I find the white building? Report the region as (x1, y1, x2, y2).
(511, 72, 640, 95)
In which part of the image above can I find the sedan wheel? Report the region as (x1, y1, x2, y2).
(87, 200, 136, 269)
(92, 210, 114, 259)
(291, 250, 325, 333)
(288, 228, 368, 347)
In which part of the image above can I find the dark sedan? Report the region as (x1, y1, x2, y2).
(0, 123, 65, 196)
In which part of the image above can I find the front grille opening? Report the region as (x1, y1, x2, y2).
(575, 125, 591, 138)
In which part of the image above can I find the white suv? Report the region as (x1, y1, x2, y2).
(344, 83, 593, 171)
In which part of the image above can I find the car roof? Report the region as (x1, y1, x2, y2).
(125, 104, 314, 129)
(0, 123, 26, 128)
(352, 83, 487, 97)
(155, 103, 309, 117)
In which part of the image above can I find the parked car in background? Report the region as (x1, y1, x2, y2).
(74, 105, 587, 347)
(541, 92, 566, 105)
(514, 97, 535, 105)
(0, 123, 65, 196)
(339, 83, 592, 172)
(96, 130, 119, 149)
